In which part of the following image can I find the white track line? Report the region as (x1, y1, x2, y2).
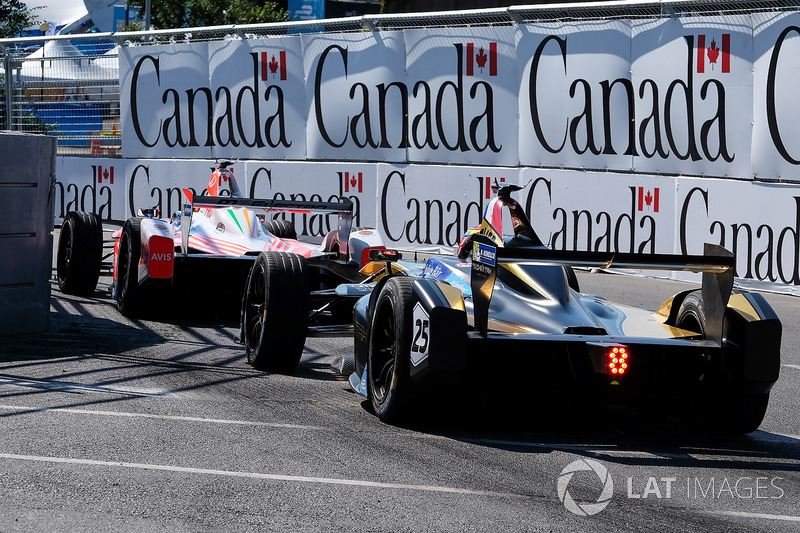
(0, 404, 323, 430)
(0, 378, 169, 396)
(705, 510, 800, 522)
(0, 452, 527, 499)
(782, 364, 800, 371)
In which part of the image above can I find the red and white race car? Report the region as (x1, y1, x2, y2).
(56, 159, 389, 372)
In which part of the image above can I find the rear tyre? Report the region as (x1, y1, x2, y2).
(676, 290, 769, 434)
(57, 212, 103, 295)
(367, 277, 416, 424)
(242, 251, 309, 373)
(116, 218, 147, 316)
(263, 219, 297, 240)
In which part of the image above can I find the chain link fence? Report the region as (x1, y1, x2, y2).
(1, 0, 799, 157)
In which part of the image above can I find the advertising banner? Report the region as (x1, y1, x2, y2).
(53, 157, 800, 294)
(120, 37, 307, 160)
(303, 31, 407, 163)
(120, 42, 213, 159)
(377, 164, 519, 252)
(752, 12, 800, 180)
(517, 21, 633, 170)
(675, 176, 800, 294)
(631, 17, 753, 178)
(519, 168, 676, 257)
(242, 160, 377, 240)
(404, 26, 519, 166)
(209, 37, 307, 160)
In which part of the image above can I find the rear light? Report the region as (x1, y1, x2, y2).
(607, 346, 629, 375)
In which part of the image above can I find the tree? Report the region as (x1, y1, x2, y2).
(124, 0, 289, 30)
(0, 0, 41, 38)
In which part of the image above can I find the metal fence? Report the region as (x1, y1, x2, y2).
(1, 0, 799, 157)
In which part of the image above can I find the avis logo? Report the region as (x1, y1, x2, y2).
(464, 42, 497, 76)
(696, 34, 730, 73)
(151, 253, 172, 261)
(260, 51, 287, 81)
(637, 186, 659, 213)
(339, 171, 363, 194)
(95, 165, 114, 184)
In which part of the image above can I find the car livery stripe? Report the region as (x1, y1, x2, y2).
(227, 209, 246, 235)
(189, 234, 251, 256)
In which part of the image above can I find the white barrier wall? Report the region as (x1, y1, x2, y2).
(54, 10, 800, 297)
(53, 157, 800, 296)
(119, 13, 800, 181)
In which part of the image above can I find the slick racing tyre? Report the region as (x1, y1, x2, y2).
(242, 251, 309, 373)
(57, 212, 103, 295)
(676, 290, 769, 435)
(367, 277, 417, 424)
(263, 219, 297, 240)
(115, 218, 149, 316)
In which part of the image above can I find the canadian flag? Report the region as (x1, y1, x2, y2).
(344, 171, 362, 193)
(697, 34, 730, 74)
(485, 177, 505, 199)
(97, 165, 114, 185)
(638, 187, 659, 213)
(261, 51, 287, 81)
(466, 42, 497, 77)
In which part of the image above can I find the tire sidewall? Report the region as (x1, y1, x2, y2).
(368, 278, 414, 421)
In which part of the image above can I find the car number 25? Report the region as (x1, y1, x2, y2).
(411, 303, 430, 366)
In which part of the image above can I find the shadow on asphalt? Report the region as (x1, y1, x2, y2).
(365, 398, 800, 474)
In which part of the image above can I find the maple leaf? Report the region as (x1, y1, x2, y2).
(707, 39, 720, 69)
(644, 190, 653, 208)
(476, 47, 488, 72)
(269, 55, 279, 76)
(103, 168, 109, 181)
(350, 174, 358, 188)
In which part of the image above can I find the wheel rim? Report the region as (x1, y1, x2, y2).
(57, 221, 72, 284)
(244, 261, 267, 352)
(371, 299, 396, 405)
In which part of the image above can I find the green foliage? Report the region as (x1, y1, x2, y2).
(0, 0, 41, 38)
(124, 0, 289, 30)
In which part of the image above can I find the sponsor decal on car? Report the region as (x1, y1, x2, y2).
(474, 242, 496, 267)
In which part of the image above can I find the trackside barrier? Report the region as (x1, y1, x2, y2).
(0, 132, 57, 335)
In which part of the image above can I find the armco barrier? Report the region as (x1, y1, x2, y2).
(0, 132, 57, 335)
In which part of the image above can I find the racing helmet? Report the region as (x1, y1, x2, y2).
(207, 159, 243, 198)
(456, 225, 480, 260)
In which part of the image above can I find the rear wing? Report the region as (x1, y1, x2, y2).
(180, 189, 354, 255)
(469, 234, 735, 343)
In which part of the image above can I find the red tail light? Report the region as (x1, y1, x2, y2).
(608, 347, 629, 375)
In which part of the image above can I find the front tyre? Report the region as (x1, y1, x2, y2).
(57, 212, 102, 295)
(367, 277, 416, 424)
(242, 251, 309, 373)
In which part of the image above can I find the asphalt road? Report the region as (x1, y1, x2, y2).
(0, 250, 798, 531)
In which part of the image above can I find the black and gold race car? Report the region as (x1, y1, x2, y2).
(341, 184, 781, 434)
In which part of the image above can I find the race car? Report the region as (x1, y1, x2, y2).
(56, 159, 388, 372)
(335, 183, 781, 434)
